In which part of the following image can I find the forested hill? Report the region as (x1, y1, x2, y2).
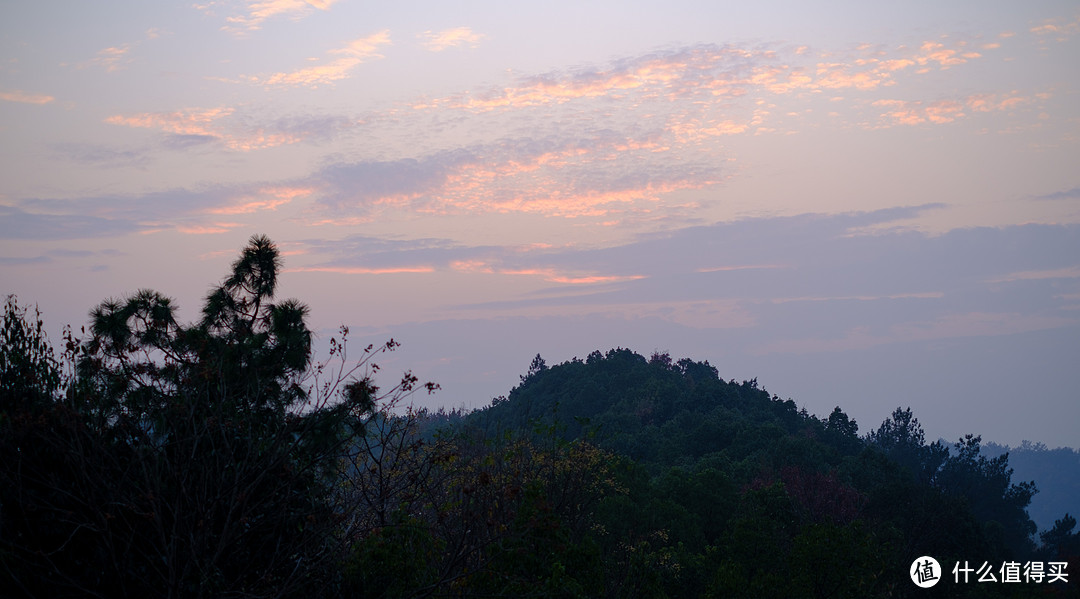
(7, 236, 1076, 598)
(468, 348, 850, 471)
(459, 348, 1079, 596)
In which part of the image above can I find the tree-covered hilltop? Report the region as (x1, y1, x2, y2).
(464, 349, 1071, 597)
(470, 349, 846, 471)
(2, 236, 1076, 598)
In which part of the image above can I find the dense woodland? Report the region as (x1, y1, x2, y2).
(2, 236, 1077, 598)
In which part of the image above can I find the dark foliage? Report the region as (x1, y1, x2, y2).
(0, 236, 429, 598)
(464, 349, 1047, 597)
(1, 256, 1059, 598)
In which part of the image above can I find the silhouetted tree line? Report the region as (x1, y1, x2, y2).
(2, 236, 1076, 598)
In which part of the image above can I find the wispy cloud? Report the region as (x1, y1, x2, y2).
(402, 37, 1011, 151)
(89, 44, 133, 72)
(289, 265, 437, 275)
(51, 142, 153, 168)
(912, 40, 981, 70)
(421, 45, 745, 111)
(220, 0, 342, 33)
(0, 256, 51, 266)
(1031, 187, 1080, 202)
(208, 185, 314, 214)
(414, 37, 989, 117)
(307, 133, 721, 220)
(106, 106, 237, 142)
(2, 181, 314, 240)
(79, 28, 163, 72)
(986, 266, 1080, 283)
(176, 223, 243, 235)
(241, 31, 391, 88)
(291, 234, 647, 285)
(0, 90, 55, 105)
(104, 106, 355, 150)
(872, 92, 1033, 127)
(0, 205, 145, 240)
(419, 27, 485, 52)
(415, 212, 1080, 323)
(1030, 14, 1080, 42)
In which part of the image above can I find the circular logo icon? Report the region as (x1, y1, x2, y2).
(910, 556, 942, 588)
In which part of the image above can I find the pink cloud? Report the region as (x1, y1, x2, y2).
(245, 31, 390, 88)
(176, 223, 242, 235)
(223, 0, 342, 32)
(79, 29, 161, 72)
(207, 187, 313, 215)
(872, 92, 1032, 127)
(1030, 15, 1080, 41)
(814, 62, 889, 90)
(669, 118, 750, 141)
(105, 107, 352, 150)
(914, 41, 978, 68)
(89, 45, 133, 72)
(287, 265, 435, 275)
(421, 47, 742, 112)
(448, 260, 644, 284)
(420, 27, 485, 51)
(106, 107, 235, 138)
(307, 133, 720, 220)
(0, 90, 54, 105)
(499, 268, 646, 285)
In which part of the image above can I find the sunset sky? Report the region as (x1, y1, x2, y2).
(2, 0, 1078, 448)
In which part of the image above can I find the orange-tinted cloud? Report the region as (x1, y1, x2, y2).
(177, 223, 242, 235)
(669, 118, 750, 141)
(481, 182, 707, 218)
(311, 131, 719, 220)
(105, 107, 353, 150)
(78, 28, 162, 72)
(1030, 15, 1080, 41)
(966, 93, 1029, 113)
(420, 27, 485, 52)
(417, 38, 994, 120)
(89, 44, 133, 72)
(0, 90, 54, 105)
(499, 268, 646, 285)
(914, 41, 979, 69)
(288, 265, 435, 275)
(447, 260, 644, 284)
(208, 186, 313, 215)
(106, 106, 234, 138)
(223, 0, 342, 32)
(248, 31, 390, 88)
(814, 62, 890, 90)
(449, 259, 495, 274)
(427, 141, 715, 217)
(873, 92, 1033, 127)
(429, 47, 734, 111)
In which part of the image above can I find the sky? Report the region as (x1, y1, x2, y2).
(2, 0, 1078, 448)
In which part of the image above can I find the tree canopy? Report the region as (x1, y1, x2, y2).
(0, 238, 1064, 598)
